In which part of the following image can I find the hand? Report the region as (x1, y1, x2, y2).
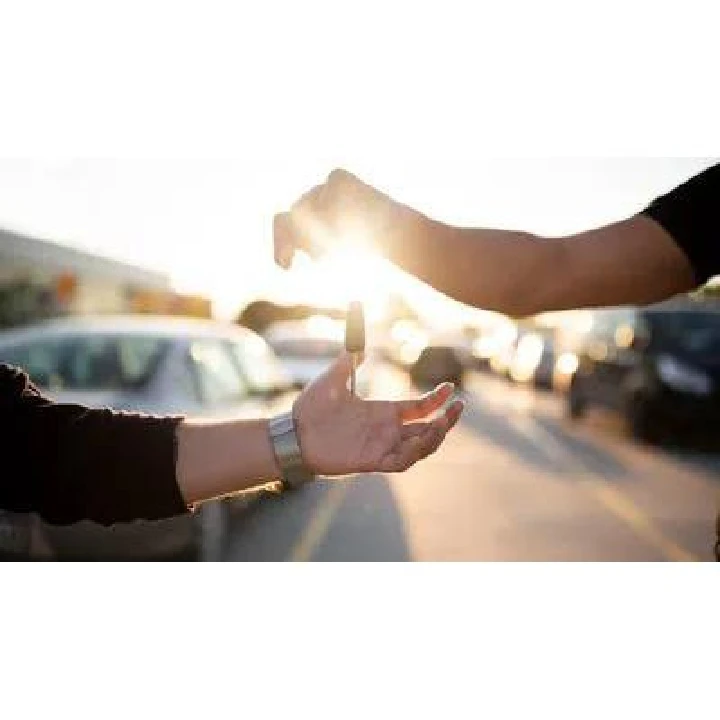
(273, 169, 403, 268)
(293, 352, 463, 476)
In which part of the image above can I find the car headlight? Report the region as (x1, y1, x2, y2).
(514, 335, 545, 370)
(655, 354, 713, 395)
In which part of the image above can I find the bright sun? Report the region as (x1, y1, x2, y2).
(287, 246, 393, 322)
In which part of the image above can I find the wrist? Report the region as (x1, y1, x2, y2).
(268, 410, 316, 489)
(382, 199, 429, 261)
(263, 419, 284, 479)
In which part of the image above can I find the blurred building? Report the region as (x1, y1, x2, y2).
(0, 226, 211, 327)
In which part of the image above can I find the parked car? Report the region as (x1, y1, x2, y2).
(263, 315, 373, 397)
(0, 314, 297, 559)
(561, 302, 720, 442)
(409, 344, 465, 389)
(383, 320, 464, 389)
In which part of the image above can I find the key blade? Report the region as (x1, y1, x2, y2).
(350, 354, 357, 396)
(345, 301, 365, 353)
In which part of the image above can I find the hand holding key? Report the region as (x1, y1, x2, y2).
(273, 170, 400, 269)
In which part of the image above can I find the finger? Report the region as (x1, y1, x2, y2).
(396, 383, 455, 422)
(378, 435, 425, 474)
(421, 424, 447, 458)
(381, 421, 446, 473)
(327, 168, 358, 188)
(398, 401, 463, 459)
(398, 397, 463, 439)
(401, 422, 446, 459)
(443, 399, 465, 430)
(291, 183, 325, 217)
(273, 210, 322, 266)
(382, 421, 439, 468)
(326, 169, 374, 212)
(324, 351, 355, 387)
(273, 212, 295, 269)
(286, 184, 337, 258)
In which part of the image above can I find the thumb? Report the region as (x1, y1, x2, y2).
(273, 212, 294, 269)
(326, 351, 355, 384)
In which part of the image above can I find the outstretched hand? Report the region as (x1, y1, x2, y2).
(293, 352, 463, 476)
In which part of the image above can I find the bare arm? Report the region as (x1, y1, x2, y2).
(1, 354, 462, 525)
(385, 208, 696, 317)
(176, 418, 280, 504)
(278, 167, 711, 318)
(177, 352, 462, 506)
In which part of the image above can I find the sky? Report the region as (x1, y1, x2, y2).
(0, 158, 715, 322)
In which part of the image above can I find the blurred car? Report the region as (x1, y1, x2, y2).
(409, 344, 465, 390)
(263, 315, 373, 396)
(384, 320, 466, 389)
(562, 303, 720, 441)
(0, 314, 297, 559)
(508, 329, 556, 389)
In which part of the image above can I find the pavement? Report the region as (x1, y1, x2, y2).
(221, 366, 720, 561)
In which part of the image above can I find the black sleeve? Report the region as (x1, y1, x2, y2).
(640, 162, 720, 287)
(0, 363, 188, 526)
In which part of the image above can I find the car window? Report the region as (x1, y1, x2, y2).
(0, 338, 60, 387)
(227, 334, 290, 393)
(649, 311, 720, 354)
(268, 334, 343, 358)
(174, 353, 203, 405)
(0, 334, 167, 390)
(189, 339, 249, 405)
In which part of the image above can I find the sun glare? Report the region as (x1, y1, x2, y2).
(287, 245, 393, 322)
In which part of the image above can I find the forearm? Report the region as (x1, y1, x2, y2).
(557, 215, 697, 310)
(175, 418, 281, 505)
(383, 208, 696, 316)
(383, 206, 564, 317)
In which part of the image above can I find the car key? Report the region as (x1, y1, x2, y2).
(345, 300, 365, 396)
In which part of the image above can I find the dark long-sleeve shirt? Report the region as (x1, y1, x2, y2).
(641, 161, 720, 285)
(0, 363, 187, 526)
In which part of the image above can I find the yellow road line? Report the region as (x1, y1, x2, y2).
(582, 477, 698, 562)
(288, 481, 350, 562)
(508, 413, 700, 562)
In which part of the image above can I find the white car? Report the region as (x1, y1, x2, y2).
(263, 315, 373, 397)
(0, 314, 297, 560)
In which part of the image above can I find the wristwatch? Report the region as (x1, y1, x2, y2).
(268, 411, 316, 489)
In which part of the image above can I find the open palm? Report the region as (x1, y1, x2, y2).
(293, 353, 463, 476)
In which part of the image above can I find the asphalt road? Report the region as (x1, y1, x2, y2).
(222, 366, 720, 562)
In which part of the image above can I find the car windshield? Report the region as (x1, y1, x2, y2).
(649, 311, 720, 354)
(269, 335, 343, 358)
(265, 318, 345, 359)
(227, 333, 291, 393)
(0, 333, 169, 390)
